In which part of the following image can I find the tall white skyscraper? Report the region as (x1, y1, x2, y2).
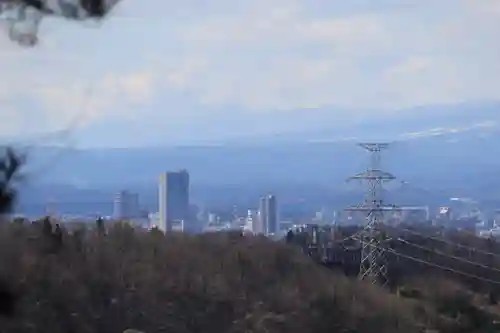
(266, 194, 278, 234)
(257, 196, 267, 234)
(258, 194, 278, 235)
(158, 170, 190, 232)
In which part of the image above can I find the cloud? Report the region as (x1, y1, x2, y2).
(466, 0, 500, 15)
(177, 5, 386, 47)
(385, 56, 434, 77)
(159, 0, 500, 110)
(0, 0, 499, 144)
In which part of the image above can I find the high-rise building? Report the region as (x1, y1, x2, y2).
(244, 209, 257, 234)
(266, 194, 278, 234)
(267, 194, 278, 233)
(113, 190, 140, 220)
(258, 194, 278, 235)
(158, 170, 190, 232)
(257, 196, 267, 234)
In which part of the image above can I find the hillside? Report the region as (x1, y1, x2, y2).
(0, 222, 414, 333)
(1, 220, 500, 333)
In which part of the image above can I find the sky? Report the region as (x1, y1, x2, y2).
(0, 0, 500, 147)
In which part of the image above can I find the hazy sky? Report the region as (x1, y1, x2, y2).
(0, 0, 499, 145)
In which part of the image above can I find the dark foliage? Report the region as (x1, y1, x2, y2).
(1, 0, 116, 18)
(80, 0, 106, 17)
(0, 281, 16, 318)
(382, 225, 500, 332)
(15, 0, 43, 10)
(0, 223, 444, 333)
(0, 147, 22, 215)
(288, 224, 500, 332)
(96, 217, 105, 236)
(0, 148, 23, 318)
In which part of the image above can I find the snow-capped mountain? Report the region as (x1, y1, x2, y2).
(221, 100, 500, 145)
(399, 120, 499, 141)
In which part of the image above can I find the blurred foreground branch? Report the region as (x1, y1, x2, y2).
(0, 147, 23, 318)
(0, 147, 23, 214)
(0, 0, 123, 46)
(0, 0, 121, 19)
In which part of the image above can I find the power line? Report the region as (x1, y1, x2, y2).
(354, 238, 500, 286)
(396, 237, 500, 274)
(390, 248, 500, 285)
(395, 226, 500, 260)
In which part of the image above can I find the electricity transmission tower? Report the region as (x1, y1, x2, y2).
(346, 143, 397, 286)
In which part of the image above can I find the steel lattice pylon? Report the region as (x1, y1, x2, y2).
(346, 143, 397, 286)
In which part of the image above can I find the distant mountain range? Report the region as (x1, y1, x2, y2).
(226, 100, 500, 144)
(16, 100, 497, 148)
(8, 101, 500, 196)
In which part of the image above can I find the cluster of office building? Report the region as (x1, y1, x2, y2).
(240, 194, 279, 235)
(112, 170, 192, 232)
(113, 169, 283, 235)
